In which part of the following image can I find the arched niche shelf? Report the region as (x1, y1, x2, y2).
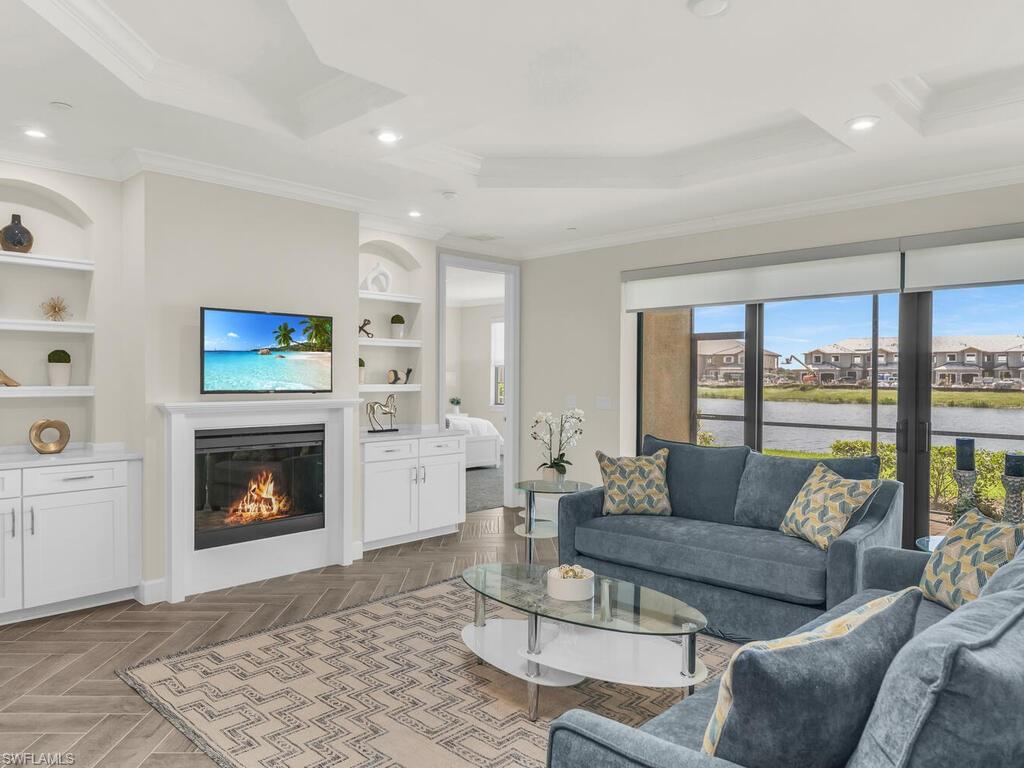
(0, 178, 93, 229)
(358, 239, 421, 272)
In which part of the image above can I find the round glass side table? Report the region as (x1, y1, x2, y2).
(915, 535, 946, 553)
(514, 479, 593, 563)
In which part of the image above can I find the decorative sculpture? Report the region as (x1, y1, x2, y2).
(358, 318, 374, 338)
(366, 394, 398, 433)
(0, 368, 20, 387)
(386, 367, 413, 385)
(29, 418, 70, 454)
(40, 296, 72, 322)
(950, 469, 979, 525)
(361, 261, 392, 293)
(1003, 475, 1024, 524)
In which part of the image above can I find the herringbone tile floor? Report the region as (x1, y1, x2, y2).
(0, 506, 552, 767)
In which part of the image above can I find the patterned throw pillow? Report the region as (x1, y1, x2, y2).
(595, 449, 671, 516)
(779, 463, 879, 550)
(703, 587, 922, 768)
(920, 509, 1024, 610)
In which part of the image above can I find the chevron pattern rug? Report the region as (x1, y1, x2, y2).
(119, 579, 737, 768)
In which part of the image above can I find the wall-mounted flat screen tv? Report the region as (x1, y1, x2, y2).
(201, 307, 333, 394)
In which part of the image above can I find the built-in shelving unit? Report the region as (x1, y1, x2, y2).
(0, 319, 95, 334)
(358, 338, 422, 348)
(358, 290, 423, 304)
(0, 386, 95, 398)
(0, 252, 94, 272)
(359, 384, 423, 393)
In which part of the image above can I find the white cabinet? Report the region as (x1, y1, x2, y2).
(362, 434, 466, 549)
(22, 487, 130, 608)
(0, 498, 22, 613)
(363, 458, 419, 542)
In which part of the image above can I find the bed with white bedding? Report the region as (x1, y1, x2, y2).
(445, 414, 503, 468)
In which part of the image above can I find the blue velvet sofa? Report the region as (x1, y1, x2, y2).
(548, 545, 1024, 768)
(558, 436, 903, 642)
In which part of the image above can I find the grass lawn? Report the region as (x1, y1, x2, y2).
(698, 385, 1024, 409)
(763, 449, 833, 459)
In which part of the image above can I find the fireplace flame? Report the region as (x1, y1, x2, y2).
(225, 470, 292, 525)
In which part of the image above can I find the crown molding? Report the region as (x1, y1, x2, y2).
(0, 148, 123, 182)
(119, 148, 375, 211)
(359, 213, 448, 242)
(437, 234, 521, 259)
(524, 162, 1024, 259)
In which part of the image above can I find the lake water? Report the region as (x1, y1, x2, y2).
(203, 350, 332, 392)
(698, 398, 1024, 452)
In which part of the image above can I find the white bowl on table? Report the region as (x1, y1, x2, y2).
(546, 566, 595, 601)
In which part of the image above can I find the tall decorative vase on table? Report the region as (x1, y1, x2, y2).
(1003, 453, 1024, 524)
(531, 408, 585, 485)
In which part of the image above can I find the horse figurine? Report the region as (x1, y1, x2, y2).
(366, 394, 398, 432)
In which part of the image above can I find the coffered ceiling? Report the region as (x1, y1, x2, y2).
(5, 0, 1024, 257)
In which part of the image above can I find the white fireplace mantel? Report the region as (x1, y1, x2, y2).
(159, 398, 361, 602)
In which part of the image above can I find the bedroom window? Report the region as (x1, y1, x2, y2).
(491, 320, 505, 406)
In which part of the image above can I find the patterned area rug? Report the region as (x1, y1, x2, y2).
(120, 579, 737, 768)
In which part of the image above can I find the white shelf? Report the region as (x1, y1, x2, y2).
(0, 319, 95, 334)
(358, 338, 422, 348)
(0, 252, 94, 272)
(358, 290, 423, 304)
(0, 386, 95, 398)
(358, 384, 422, 393)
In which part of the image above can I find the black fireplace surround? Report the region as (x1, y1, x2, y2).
(194, 424, 325, 550)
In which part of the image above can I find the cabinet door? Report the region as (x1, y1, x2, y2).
(363, 458, 419, 543)
(418, 453, 466, 531)
(22, 487, 129, 608)
(0, 498, 22, 613)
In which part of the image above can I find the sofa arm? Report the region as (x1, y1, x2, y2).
(861, 546, 931, 592)
(826, 480, 903, 607)
(558, 487, 604, 566)
(548, 710, 743, 768)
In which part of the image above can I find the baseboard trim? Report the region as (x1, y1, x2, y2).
(363, 525, 459, 552)
(347, 540, 363, 562)
(0, 587, 140, 627)
(136, 578, 168, 605)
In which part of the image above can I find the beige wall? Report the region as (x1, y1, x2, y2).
(141, 172, 359, 579)
(456, 302, 506, 439)
(521, 182, 1024, 486)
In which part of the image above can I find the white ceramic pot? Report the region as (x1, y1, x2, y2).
(451, 404, 460, 415)
(358, 368, 366, 384)
(391, 323, 406, 339)
(546, 567, 595, 601)
(47, 362, 71, 387)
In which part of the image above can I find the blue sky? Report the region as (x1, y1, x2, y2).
(694, 284, 1024, 367)
(203, 309, 317, 351)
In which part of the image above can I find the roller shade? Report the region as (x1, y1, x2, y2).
(904, 237, 1024, 292)
(624, 251, 900, 312)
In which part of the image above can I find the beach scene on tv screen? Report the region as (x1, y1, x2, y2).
(203, 309, 332, 392)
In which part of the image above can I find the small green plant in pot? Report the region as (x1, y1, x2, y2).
(47, 349, 71, 387)
(449, 396, 461, 414)
(358, 357, 366, 384)
(390, 314, 406, 339)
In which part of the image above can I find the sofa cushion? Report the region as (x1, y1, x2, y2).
(920, 509, 1024, 610)
(641, 436, 750, 524)
(595, 448, 671, 516)
(980, 540, 1024, 596)
(779, 463, 879, 550)
(703, 587, 921, 768)
(800, 588, 951, 637)
(575, 515, 827, 605)
(735, 452, 881, 530)
(848, 589, 1024, 768)
(640, 682, 722, 751)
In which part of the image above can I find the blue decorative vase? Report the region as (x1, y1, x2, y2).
(1, 214, 33, 252)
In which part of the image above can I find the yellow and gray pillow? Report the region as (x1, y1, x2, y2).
(920, 509, 1024, 611)
(779, 463, 878, 550)
(703, 587, 922, 768)
(596, 449, 671, 516)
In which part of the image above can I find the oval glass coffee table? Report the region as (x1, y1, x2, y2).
(462, 562, 708, 720)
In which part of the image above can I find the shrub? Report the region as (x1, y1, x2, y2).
(358, 357, 365, 367)
(390, 314, 405, 324)
(47, 349, 71, 364)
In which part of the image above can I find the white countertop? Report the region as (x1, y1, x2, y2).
(0, 443, 142, 470)
(360, 425, 469, 444)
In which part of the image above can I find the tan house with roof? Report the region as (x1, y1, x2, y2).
(803, 335, 1024, 384)
(698, 340, 780, 382)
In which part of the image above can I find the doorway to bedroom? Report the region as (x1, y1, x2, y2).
(439, 255, 519, 512)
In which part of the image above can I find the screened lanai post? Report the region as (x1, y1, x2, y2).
(897, 290, 933, 548)
(744, 304, 764, 451)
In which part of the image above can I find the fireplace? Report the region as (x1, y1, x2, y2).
(194, 424, 325, 550)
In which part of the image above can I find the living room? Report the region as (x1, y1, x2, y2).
(1, 1, 1022, 766)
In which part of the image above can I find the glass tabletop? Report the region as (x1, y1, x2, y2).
(916, 535, 945, 553)
(515, 479, 594, 494)
(462, 563, 707, 636)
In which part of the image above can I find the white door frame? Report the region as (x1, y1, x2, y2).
(437, 251, 520, 508)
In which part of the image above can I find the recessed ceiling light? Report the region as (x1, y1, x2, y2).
(687, 0, 728, 18)
(846, 115, 880, 132)
(408, 210, 422, 218)
(376, 129, 401, 144)
(23, 128, 47, 139)
(566, 226, 577, 231)
(440, 190, 458, 201)
(48, 101, 73, 111)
